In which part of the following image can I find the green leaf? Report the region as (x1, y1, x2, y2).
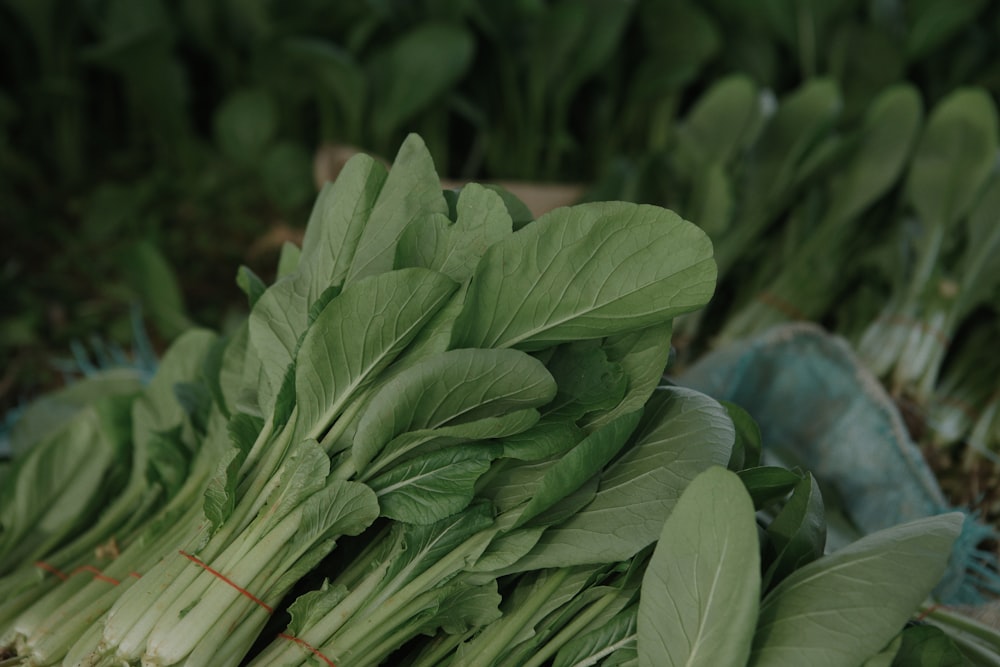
(722, 400, 763, 470)
(120, 240, 193, 340)
(294, 267, 457, 441)
(286, 579, 349, 636)
(762, 473, 826, 590)
(345, 134, 449, 283)
(582, 323, 674, 431)
(638, 466, 760, 667)
(677, 74, 762, 168)
(292, 479, 380, 550)
(514, 387, 734, 569)
(737, 466, 803, 509)
(905, 0, 988, 61)
(351, 348, 557, 473)
(891, 625, 968, 666)
(277, 241, 301, 279)
(203, 428, 254, 535)
(749, 513, 964, 667)
(500, 421, 584, 461)
(396, 183, 513, 282)
(553, 607, 637, 667)
(369, 445, 500, 524)
(513, 411, 642, 529)
(748, 79, 842, 207)
(246, 149, 396, 407)
(0, 407, 118, 572)
(367, 408, 540, 480)
(262, 439, 331, 529)
(367, 23, 474, 146)
(299, 154, 388, 299)
(214, 88, 277, 163)
(906, 88, 998, 228)
(545, 341, 628, 421)
(236, 266, 267, 309)
(451, 202, 716, 350)
(826, 84, 923, 223)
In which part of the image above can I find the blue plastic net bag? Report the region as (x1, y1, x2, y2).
(679, 322, 1000, 605)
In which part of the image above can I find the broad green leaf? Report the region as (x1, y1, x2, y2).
(261, 439, 330, 530)
(8, 369, 143, 457)
(513, 387, 734, 569)
(748, 79, 842, 207)
(132, 329, 218, 452)
(0, 406, 119, 572)
(294, 267, 457, 441)
(905, 0, 988, 60)
(286, 579, 349, 636)
(763, 473, 826, 590)
(513, 411, 642, 529)
(351, 348, 557, 473)
(203, 435, 253, 535)
(381, 503, 495, 588)
(906, 88, 998, 228)
(236, 266, 266, 309)
(749, 513, 964, 667)
(396, 183, 513, 282)
(500, 421, 584, 461)
(689, 163, 735, 238)
(277, 241, 301, 279)
(582, 323, 674, 431)
(365, 408, 540, 480)
(120, 240, 193, 339)
(248, 139, 439, 405)
(292, 479, 379, 551)
(299, 153, 388, 299)
(345, 134, 449, 283)
(544, 341, 628, 421)
(451, 202, 716, 350)
(722, 400, 763, 470)
(467, 528, 547, 573)
(827, 84, 923, 223)
(367, 23, 474, 146)
(368, 445, 500, 524)
(421, 581, 502, 636)
(638, 466, 760, 667)
(738, 466, 803, 509)
(677, 74, 762, 168)
(553, 606, 637, 667)
(891, 625, 967, 666)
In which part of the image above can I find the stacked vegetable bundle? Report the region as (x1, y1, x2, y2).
(652, 73, 1000, 478)
(0, 136, 988, 666)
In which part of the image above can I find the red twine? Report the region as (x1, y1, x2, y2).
(178, 550, 273, 614)
(279, 633, 337, 667)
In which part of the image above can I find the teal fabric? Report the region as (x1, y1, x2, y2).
(679, 322, 998, 604)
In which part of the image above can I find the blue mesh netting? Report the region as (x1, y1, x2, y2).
(679, 322, 1000, 605)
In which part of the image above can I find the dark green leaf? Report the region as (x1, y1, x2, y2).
(638, 466, 760, 667)
(750, 514, 964, 666)
(514, 387, 734, 569)
(762, 473, 826, 590)
(891, 625, 968, 666)
(451, 202, 716, 350)
(737, 466, 803, 509)
(369, 445, 500, 524)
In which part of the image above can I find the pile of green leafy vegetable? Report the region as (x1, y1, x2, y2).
(7, 0, 1000, 416)
(0, 135, 995, 666)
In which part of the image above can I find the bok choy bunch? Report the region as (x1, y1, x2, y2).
(1, 133, 717, 667)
